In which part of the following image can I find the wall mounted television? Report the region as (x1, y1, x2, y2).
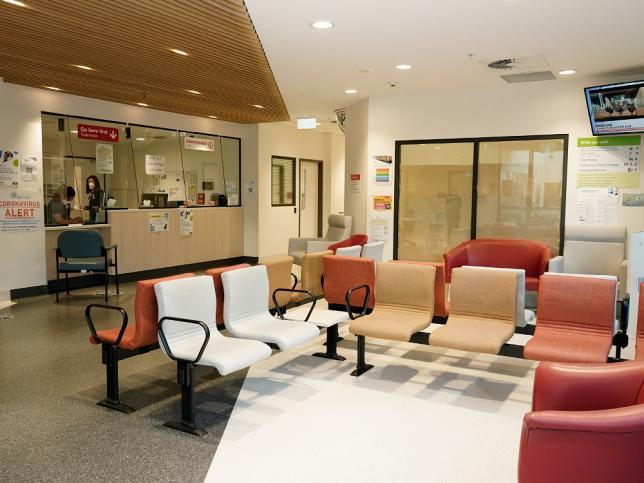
(584, 80, 644, 135)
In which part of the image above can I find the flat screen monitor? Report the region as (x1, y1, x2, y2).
(584, 80, 644, 136)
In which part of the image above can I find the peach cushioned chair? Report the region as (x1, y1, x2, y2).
(391, 260, 449, 319)
(638, 281, 644, 360)
(205, 264, 250, 328)
(258, 255, 296, 310)
(429, 266, 520, 354)
(291, 250, 332, 303)
(523, 273, 617, 363)
(349, 262, 436, 376)
(85, 272, 195, 413)
(518, 361, 644, 483)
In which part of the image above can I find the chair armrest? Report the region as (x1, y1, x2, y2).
(104, 244, 117, 250)
(548, 255, 564, 273)
(524, 404, 644, 433)
(272, 288, 316, 320)
(614, 293, 630, 350)
(158, 316, 210, 364)
(443, 243, 468, 283)
(291, 273, 298, 289)
(345, 284, 371, 320)
(532, 361, 644, 412)
(288, 237, 321, 255)
(306, 240, 334, 253)
(85, 304, 128, 345)
(619, 259, 628, 300)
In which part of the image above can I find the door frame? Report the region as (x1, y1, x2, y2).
(393, 134, 569, 259)
(298, 158, 324, 237)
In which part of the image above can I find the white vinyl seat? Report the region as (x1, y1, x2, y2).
(361, 240, 385, 262)
(335, 245, 362, 257)
(284, 305, 350, 327)
(154, 275, 272, 436)
(222, 266, 320, 350)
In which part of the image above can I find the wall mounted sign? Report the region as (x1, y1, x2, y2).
(578, 187, 619, 224)
(77, 124, 119, 143)
(0, 190, 43, 232)
(577, 136, 640, 188)
(148, 212, 169, 232)
(373, 195, 393, 211)
(0, 149, 19, 187)
(95, 144, 114, 174)
(145, 154, 165, 175)
(179, 209, 193, 236)
(350, 173, 361, 193)
(184, 136, 215, 151)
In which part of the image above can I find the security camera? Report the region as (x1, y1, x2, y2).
(388, 81, 398, 87)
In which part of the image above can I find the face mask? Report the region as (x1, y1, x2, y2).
(88, 181, 95, 189)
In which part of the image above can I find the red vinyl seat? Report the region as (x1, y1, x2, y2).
(327, 234, 369, 253)
(205, 263, 251, 328)
(518, 361, 644, 483)
(322, 255, 375, 311)
(443, 238, 551, 291)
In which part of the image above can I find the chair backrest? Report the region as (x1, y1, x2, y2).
(464, 239, 550, 278)
(222, 265, 270, 329)
(258, 255, 294, 309)
(300, 250, 332, 297)
(323, 255, 376, 309)
(361, 241, 385, 262)
(154, 276, 220, 352)
(537, 273, 616, 335)
(637, 281, 644, 360)
(563, 224, 626, 277)
(336, 245, 362, 257)
(450, 266, 519, 324)
(325, 214, 352, 241)
(328, 234, 368, 252)
(58, 230, 104, 258)
(375, 262, 435, 313)
(391, 260, 448, 317)
(205, 264, 250, 328)
(133, 272, 196, 347)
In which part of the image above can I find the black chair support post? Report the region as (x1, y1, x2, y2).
(345, 285, 374, 377)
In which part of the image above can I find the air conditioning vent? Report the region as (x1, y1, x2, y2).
(501, 71, 557, 83)
(487, 58, 518, 70)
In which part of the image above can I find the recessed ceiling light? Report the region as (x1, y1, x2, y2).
(186, 89, 201, 94)
(135, 137, 145, 141)
(344, 89, 358, 94)
(70, 130, 78, 134)
(3, 0, 26, 7)
(558, 69, 576, 75)
(208, 115, 218, 119)
(311, 20, 334, 29)
(252, 104, 265, 109)
(316, 122, 321, 126)
(169, 48, 188, 56)
(43, 86, 62, 91)
(433, 146, 441, 150)
(136, 102, 149, 107)
(73, 65, 94, 71)
(395, 64, 413, 70)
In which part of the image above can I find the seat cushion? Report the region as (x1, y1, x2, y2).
(180, 336, 271, 375)
(429, 316, 515, 354)
(92, 326, 137, 349)
(59, 258, 107, 271)
(349, 305, 431, 341)
(284, 306, 350, 328)
(524, 329, 612, 363)
(229, 316, 320, 350)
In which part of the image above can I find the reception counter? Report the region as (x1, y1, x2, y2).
(44, 207, 244, 282)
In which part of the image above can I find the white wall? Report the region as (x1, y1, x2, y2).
(256, 123, 345, 258)
(0, 81, 258, 292)
(346, 76, 644, 260)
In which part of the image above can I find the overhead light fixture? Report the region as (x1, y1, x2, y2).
(208, 115, 218, 119)
(344, 89, 358, 94)
(136, 102, 149, 107)
(73, 65, 94, 71)
(43, 86, 62, 91)
(311, 20, 334, 29)
(252, 104, 265, 109)
(558, 69, 576, 75)
(186, 89, 201, 94)
(70, 130, 78, 134)
(3, 0, 26, 6)
(135, 137, 145, 141)
(169, 48, 188, 56)
(395, 64, 413, 70)
(316, 122, 322, 126)
(297, 117, 317, 130)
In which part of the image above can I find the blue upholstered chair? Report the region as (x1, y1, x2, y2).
(55, 230, 119, 302)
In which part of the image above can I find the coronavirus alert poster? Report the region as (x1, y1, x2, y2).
(0, 190, 44, 232)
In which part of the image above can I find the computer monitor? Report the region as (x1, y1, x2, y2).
(140, 193, 168, 208)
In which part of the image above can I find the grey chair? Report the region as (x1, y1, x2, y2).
(288, 214, 352, 265)
(55, 230, 119, 302)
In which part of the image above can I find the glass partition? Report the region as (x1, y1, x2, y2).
(222, 137, 241, 206)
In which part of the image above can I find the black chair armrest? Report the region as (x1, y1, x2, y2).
(615, 293, 630, 349)
(290, 272, 298, 289)
(345, 284, 371, 320)
(272, 288, 316, 320)
(85, 304, 128, 345)
(158, 316, 210, 364)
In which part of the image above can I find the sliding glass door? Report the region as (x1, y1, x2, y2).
(395, 135, 567, 260)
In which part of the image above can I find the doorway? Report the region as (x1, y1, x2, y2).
(299, 159, 323, 237)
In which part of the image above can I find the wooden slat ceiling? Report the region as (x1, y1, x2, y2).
(0, 0, 289, 123)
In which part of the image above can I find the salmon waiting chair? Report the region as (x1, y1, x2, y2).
(323, 255, 376, 314)
(85, 272, 195, 413)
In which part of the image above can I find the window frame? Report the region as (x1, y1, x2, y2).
(270, 155, 297, 207)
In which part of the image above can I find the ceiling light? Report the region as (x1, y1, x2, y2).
(316, 123, 321, 126)
(3, 0, 26, 6)
(311, 20, 334, 29)
(135, 137, 145, 141)
(186, 89, 201, 95)
(208, 115, 218, 119)
(344, 89, 358, 94)
(70, 130, 78, 134)
(136, 102, 149, 107)
(73, 65, 94, 71)
(169, 48, 188, 56)
(558, 69, 576, 75)
(43, 86, 62, 91)
(395, 64, 413, 70)
(252, 104, 265, 109)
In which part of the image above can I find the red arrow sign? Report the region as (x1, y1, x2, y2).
(77, 124, 120, 143)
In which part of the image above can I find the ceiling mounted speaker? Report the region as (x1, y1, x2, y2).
(334, 108, 347, 133)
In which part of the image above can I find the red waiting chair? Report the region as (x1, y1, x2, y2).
(327, 234, 368, 253)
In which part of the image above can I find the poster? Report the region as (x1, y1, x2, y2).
(184, 136, 215, 151)
(370, 155, 393, 186)
(179, 209, 193, 236)
(96, 144, 114, 174)
(145, 154, 165, 175)
(368, 214, 390, 241)
(0, 189, 44, 232)
(0, 150, 20, 187)
(577, 136, 640, 188)
(578, 188, 619, 224)
(623, 193, 644, 207)
(350, 173, 361, 193)
(373, 195, 393, 211)
(20, 156, 38, 185)
(148, 212, 169, 232)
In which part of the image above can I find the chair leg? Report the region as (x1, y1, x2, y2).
(96, 344, 135, 413)
(164, 361, 207, 436)
(56, 270, 60, 303)
(104, 271, 108, 302)
(312, 324, 346, 361)
(65, 273, 70, 295)
(351, 335, 374, 377)
(114, 264, 120, 296)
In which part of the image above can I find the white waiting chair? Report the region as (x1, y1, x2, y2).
(336, 245, 362, 257)
(361, 241, 385, 262)
(155, 275, 272, 436)
(222, 266, 320, 349)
